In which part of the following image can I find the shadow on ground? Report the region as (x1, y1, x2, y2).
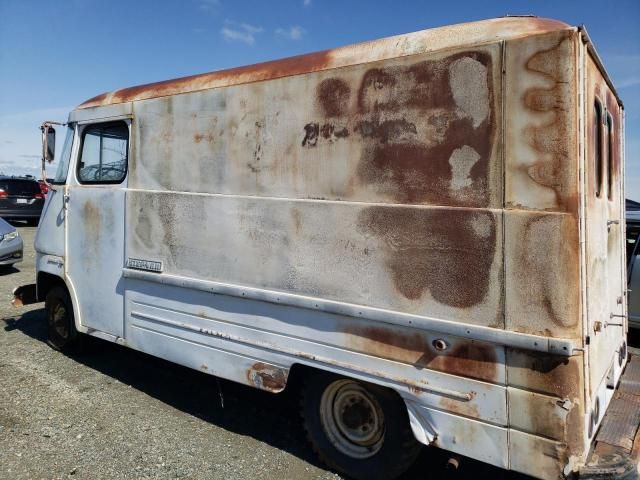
(0, 265, 20, 276)
(3, 308, 524, 480)
(7, 220, 35, 228)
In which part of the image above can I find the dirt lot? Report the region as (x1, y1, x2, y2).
(0, 225, 532, 480)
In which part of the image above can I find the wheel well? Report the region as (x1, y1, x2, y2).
(286, 363, 317, 392)
(37, 272, 67, 302)
(286, 364, 405, 402)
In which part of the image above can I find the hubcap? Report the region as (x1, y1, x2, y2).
(319, 380, 385, 459)
(51, 302, 69, 339)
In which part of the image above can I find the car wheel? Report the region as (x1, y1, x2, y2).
(301, 371, 421, 480)
(45, 286, 82, 352)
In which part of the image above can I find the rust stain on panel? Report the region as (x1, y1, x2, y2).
(522, 34, 577, 213)
(353, 51, 496, 207)
(506, 30, 578, 214)
(343, 324, 499, 383)
(508, 430, 571, 480)
(354, 118, 417, 143)
(507, 349, 582, 399)
(508, 389, 569, 440)
(246, 362, 287, 393)
(507, 349, 585, 460)
(81, 201, 102, 266)
(82, 201, 101, 231)
(80, 49, 334, 108)
(439, 396, 480, 419)
(320, 123, 349, 141)
(193, 132, 214, 144)
(357, 207, 497, 307)
(506, 212, 580, 333)
(317, 78, 351, 117)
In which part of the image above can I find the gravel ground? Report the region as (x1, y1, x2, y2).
(0, 224, 568, 480)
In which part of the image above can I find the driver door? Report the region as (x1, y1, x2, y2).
(65, 120, 129, 338)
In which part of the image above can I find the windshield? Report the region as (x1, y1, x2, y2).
(52, 125, 74, 184)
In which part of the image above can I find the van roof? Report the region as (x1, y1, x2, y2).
(77, 16, 572, 110)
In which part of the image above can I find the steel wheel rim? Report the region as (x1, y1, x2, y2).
(319, 380, 385, 459)
(51, 301, 69, 339)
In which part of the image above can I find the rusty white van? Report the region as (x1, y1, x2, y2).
(15, 16, 638, 480)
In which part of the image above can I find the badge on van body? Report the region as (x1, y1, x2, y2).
(126, 258, 163, 273)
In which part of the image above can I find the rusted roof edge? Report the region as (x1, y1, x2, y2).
(76, 16, 573, 110)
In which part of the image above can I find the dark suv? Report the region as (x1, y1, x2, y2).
(0, 176, 45, 225)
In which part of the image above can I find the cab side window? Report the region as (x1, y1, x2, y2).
(78, 122, 128, 184)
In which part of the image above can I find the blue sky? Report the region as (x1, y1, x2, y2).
(1, 0, 638, 199)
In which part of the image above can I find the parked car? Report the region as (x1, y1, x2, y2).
(0, 216, 23, 266)
(37, 180, 49, 196)
(628, 205, 640, 328)
(0, 176, 45, 224)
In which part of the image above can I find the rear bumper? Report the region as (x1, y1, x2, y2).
(579, 354, 640, 479)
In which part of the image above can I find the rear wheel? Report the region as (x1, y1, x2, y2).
(45, 286, 82, 352)
(301, 371, 421, 480)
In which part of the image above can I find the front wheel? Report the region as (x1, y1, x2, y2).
(301, 371, 421, 480)
(45, 286, 82, 352)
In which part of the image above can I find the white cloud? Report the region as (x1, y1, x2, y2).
(220, 21, 263, 45)
(275, 25, 305, 41)
(199, 0, 220, 11)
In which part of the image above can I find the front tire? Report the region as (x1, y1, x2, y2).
(301, 371, 421, 480)
(45, 286, 81, 352)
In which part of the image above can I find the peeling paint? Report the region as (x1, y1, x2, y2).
(246, 362, 288, 393)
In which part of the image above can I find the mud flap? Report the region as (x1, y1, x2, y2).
(12, 284, 38, 307)
(579, 355, 640, 479)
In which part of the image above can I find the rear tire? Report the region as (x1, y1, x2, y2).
(301, 371, 421, 480)
(45, 286, 82, 352)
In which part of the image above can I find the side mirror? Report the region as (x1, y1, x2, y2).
(42, 125, 56, 163)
